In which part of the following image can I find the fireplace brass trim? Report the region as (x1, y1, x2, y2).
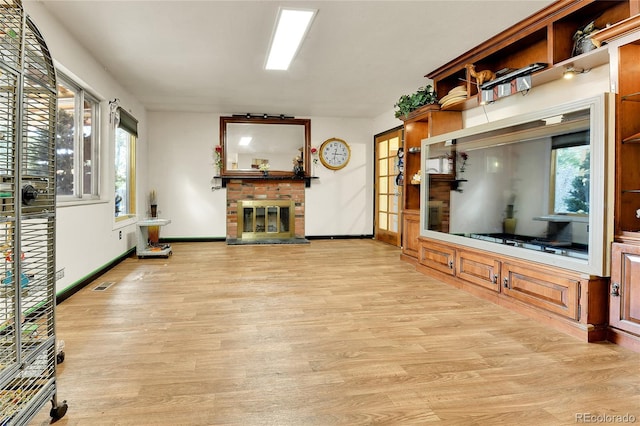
(237, 200, 295, 240)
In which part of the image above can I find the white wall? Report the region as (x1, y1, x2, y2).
(24, 2, 150, 294)
(372, 108, 403, 136)
(148, 113, 376, 238)
(147, 112, 225, 237)
(306, 117, 374, 236)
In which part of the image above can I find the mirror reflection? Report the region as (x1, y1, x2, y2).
(424, 108, 591, 261)
(220, 117, 310, 176)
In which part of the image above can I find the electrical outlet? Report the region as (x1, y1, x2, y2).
(55, 268, 64, 280)
(119, 230, 122, 240)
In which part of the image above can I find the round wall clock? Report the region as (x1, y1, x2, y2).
(319, 137, 351, 170)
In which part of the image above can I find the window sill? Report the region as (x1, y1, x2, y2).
(56, 198, 108, 208)
(114, 214, 137, 229)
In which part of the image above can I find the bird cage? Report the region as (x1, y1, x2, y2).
(0, 0, 67, 423)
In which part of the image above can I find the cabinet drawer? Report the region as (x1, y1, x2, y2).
(458, 249, 500, 292)
(419, 239, 455, 276)
(502, 262, 579, 319)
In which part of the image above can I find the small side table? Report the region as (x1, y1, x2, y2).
(136, 218, 172, 258)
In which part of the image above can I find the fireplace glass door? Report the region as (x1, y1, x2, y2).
(238, 200, 295, 240)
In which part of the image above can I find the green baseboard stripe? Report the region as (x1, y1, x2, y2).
(56, 247, 135, 304)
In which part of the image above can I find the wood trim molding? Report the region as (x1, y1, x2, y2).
(590, 14, 640, 44)
(426, 0, 587, 81)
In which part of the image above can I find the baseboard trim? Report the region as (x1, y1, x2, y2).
(56, 248, 135, 304)
(607, 327, 640, 353)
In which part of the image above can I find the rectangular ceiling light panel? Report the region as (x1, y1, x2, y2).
(265, 8, 317, 70)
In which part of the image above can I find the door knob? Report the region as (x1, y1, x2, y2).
(611, 282, 620, 297)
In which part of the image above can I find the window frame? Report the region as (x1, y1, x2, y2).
(549, 134, 590, 217)
(114, 108, 137, 221)
(55, 72, 101, 202)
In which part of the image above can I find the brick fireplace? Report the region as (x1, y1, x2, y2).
(226, 178, 306, 243)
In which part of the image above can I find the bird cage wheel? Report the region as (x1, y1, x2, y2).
(50, 399, 68, 422)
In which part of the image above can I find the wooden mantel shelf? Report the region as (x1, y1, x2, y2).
(219, 175, 318, 188)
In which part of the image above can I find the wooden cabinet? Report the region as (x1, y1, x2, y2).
(426, 0, 638, 110)
(502, 262, 579, 320)
(401, 106, 462, 212)
(608, 243, 640, 351)
(593, 14, 640, 351)
(401, 210, 420, 260)
(609, 243, 640, 347)
(417, 236, 607, 341)
(399, 106, 461, 261)
(613, 30, 640, 238)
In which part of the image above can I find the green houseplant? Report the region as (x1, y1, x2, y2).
(394, 84, 438, 119)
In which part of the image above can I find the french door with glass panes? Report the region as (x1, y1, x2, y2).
(375, 128, 403, 246)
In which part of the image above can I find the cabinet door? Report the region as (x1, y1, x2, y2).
(418, 239, 455, 276)
(610, 243, 640, 336)
(402, 210, 420, 258)
(502, 262, 579, 319)
(457, 249, 500, 292)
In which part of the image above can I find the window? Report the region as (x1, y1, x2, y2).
(114, 108, 137, 218)
(551, 131, 590, 214)
(56, 74, 99, 199)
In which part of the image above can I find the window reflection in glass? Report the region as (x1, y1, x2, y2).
(424, 107, 591, 260)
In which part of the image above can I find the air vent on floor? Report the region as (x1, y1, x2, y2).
(93, 281, 116, 291)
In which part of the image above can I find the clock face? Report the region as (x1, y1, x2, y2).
(319, 138, 351, 170)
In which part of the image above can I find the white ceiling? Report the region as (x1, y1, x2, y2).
(32, 0, 556, 119)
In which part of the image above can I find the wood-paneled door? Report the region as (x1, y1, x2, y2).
(375, 128, 403, 246)
(610, 242, 640, 337)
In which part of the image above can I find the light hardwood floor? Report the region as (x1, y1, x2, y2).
(31, 240, 640, 425)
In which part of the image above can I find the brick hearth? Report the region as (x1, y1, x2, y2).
(226, 178, 306, 240)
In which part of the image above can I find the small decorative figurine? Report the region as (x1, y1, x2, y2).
(464, 63, 496, 87)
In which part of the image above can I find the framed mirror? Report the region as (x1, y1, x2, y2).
(220, 116, 311, 177)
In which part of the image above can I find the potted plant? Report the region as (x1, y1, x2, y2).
(394, 85, 438, 119)
(149, 189, 158, 218)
